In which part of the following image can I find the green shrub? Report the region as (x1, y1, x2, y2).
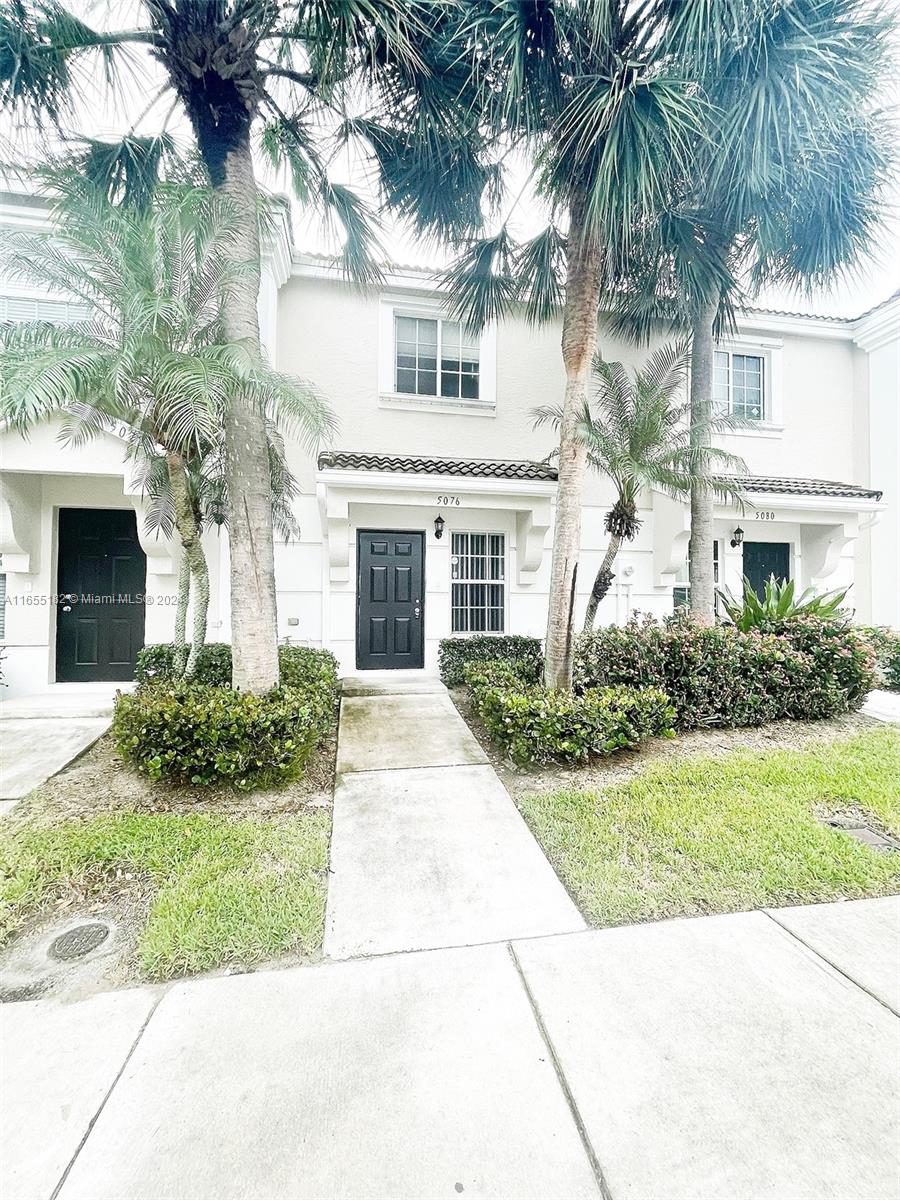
(463, 660, 674, 765)
(135, 642, 232, 686)
(438, 635, 543, 687)
(113, 680, 331, 790)
(575, 613, 875, 730)
(135, 642, 339, 695)
(857, 626, 900, 692)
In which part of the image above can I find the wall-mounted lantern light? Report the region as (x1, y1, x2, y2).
(434, 514, 445, 540)
(730, 526, 744, 548)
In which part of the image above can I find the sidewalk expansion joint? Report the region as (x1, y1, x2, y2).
(49, 990, 166, 1200)
(761, 909, 899, 1019)
(507, 942, 614, 1200)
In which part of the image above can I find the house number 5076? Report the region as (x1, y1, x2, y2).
(436, 495, 461, 506)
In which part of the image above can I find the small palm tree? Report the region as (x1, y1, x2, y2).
(535, 344, 746, 631)
(0, 173, 333, 677)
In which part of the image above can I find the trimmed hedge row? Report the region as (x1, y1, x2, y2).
(464, 659, 675, 765)
(858, 626, 900, 692)
(574, 614, 875, 729)
(438, 635, 543, 687)
(115, 645, 339, 789)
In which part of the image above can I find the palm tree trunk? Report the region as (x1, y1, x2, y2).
(544, 191, 603, 690)
(165, 452, 209, 678)
(214, 136, 280, 693)
(173, 555, 190, 677)
(689, 298, 719, 622)
(582, 534, 623, 631)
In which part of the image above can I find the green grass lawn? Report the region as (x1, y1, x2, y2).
(519, 727, 900, 927)
(0, 809, 330, 979)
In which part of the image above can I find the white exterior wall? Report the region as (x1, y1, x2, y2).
(2, 233, 896, 691)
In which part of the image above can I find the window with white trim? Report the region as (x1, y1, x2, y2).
(674, 541, 719, 610)
(714, 350, 765, 420)
(0, 295, 91, 324)
(451, 532, 505, 632)
(395, 315, 480, 400)
(0, 556, 6, 639)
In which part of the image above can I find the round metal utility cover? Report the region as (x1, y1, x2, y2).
(48, 922, 111, 962)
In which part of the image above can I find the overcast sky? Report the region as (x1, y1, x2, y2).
(3, 0, 899, 321)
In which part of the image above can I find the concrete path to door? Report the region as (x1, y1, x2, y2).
(324, 673, 586, 959)
(863, 688, 900, 724)
(0, 686, 122, 809)
(4, 897, 897, 1200)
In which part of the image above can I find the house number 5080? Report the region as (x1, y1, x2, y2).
(436, 495, 461, 506)
(755, 511, 777, 521)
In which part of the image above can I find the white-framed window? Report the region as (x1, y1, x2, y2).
(395, 315, 480, 400)
(451, 532, 505, 632)
(0, 295, 91, 324)
(378, 296, 497, 413)
(714, 350, 765, 420)
(674, 541, 720, 611)
(0, 557, 5, 639)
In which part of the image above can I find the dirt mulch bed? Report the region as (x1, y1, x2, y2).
(6, 727, 337, 829)
(448, 686, 880, 805)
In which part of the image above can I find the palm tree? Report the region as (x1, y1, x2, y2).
(534, 343, 746, 630)
(610, 0, 895, 620)
(432, 2, 705, 689)
(0, 0, 473, 691)
(0, 175, 332, 677)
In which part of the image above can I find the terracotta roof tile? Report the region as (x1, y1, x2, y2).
(317, 451, 558, 482)
(733, 475, 882, 501)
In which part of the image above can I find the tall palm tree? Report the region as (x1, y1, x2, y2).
(0, 175, 332, 677)
(611, 0, 895, 619)
(534, 343, 746, 629)
(0, 0, 477, 690)
(432, 2, 705, 689)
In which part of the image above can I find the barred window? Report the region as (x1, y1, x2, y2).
(674, 541, 720, 611)
(0, 557, 5, 639)
(451, 533, 505, 632)
(395, 315, 479, 400)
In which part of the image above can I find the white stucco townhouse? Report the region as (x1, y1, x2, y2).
(1, 185, 898, 695)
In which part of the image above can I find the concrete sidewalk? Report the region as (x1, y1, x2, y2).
(324, 675, 585, 958)
(0, 686, 123, 809)
(3, 897, 898, 1200)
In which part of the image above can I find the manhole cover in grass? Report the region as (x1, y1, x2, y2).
(48, 922, 111, 962)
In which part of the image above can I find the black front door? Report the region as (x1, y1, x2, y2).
(743, 541, 790, 600)
(56, 508, 146, 682)
(356, 531, 424, 670)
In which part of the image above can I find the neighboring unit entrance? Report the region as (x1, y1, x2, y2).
(356, 531, 424, 670)
(56, 508, 147, 682)
(743, 540, 791, 600)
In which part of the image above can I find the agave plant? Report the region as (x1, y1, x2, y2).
(718, 576, 850, 633)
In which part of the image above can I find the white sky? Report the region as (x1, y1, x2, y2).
(2, 1, 898, 321)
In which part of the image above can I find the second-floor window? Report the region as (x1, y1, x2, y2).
(395, 315, 480, 400)
(714, 350, 764, 421)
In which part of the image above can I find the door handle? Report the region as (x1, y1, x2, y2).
(413, 603, 421, 618)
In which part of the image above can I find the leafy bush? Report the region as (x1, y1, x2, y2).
(575, 613, 875, 730)
(135, 642, 339, 695)
(438, 635, 543, 687)
(857, 626, 900, 692)
(135, 642, 232, 686)
(113, 680, 333, 789)
(463, 659, 674, 765)
(118, 645, 339, 789)
(718, 575, 848, 631)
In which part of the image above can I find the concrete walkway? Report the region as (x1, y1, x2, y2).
(863, 688, 900, 724)
(0, 686, 122, 808)
(3, 897, 898, 1200)
(324, 675, 585, 958)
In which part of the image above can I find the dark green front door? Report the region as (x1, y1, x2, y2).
(56, 508, 146, 682)
(356, 531, 424, 669)
(743, 541, 790, 600)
